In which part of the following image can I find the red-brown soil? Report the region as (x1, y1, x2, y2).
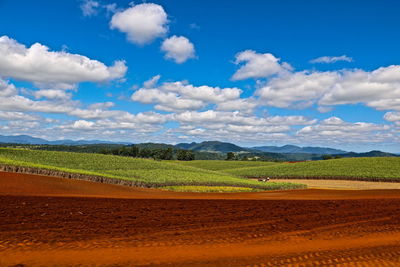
(1, 171, 400, 266)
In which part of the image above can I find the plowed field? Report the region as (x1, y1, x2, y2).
(1, 172, 400, 266)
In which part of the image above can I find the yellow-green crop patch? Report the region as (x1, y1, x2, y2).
(160, 186, 264, 193)
(0, 148, 305, 190)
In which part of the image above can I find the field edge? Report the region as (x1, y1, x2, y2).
(247, 175, 400, 183)
(0, 164, 150, 188)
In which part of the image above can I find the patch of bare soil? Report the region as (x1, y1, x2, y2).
(1, 171, 400, 266)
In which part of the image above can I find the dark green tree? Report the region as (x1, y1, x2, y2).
(129, 145, 139, 157)
(176, 149, 195, 161)
(139, 148, 153, 158)
(226, 152, 235, 160)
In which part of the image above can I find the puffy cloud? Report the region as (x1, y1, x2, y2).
(319, 66, 400, 111)
(69, 106, 171, 124)
(58, 110, 169, 133)
(0, 111, 39, 121)
(0, 95, 76, 114)
(34, 89, 72, 100)
(143, 74, 161, 88)
(256, 71, 339, 108)
(131, 77, 243, 112)
(297, 117, 390, 144)
(228, 49, 400, 113)
(88, 102, 115, 110)
(0, 79, 17, 97)
(161, 81, 241, 103)
(161, 36, 195, 63)
(0, 36, 127, 88)
(68, 108, 124, 120)
(0, 79, 170, 132)
(250, 58, 400, 111)
(131, 88, 204, 112)
(67, 120, 95, 130)
(110, 3, 168, 45)
(231, 50, 292, 80)
(0, 79, 79, 114)
(174, 110, 315, 127)
(384, 112, 400, 125)
(80, 0, 100, 17)
(310, 55, 353, 64)
(216, 98, 257, 113)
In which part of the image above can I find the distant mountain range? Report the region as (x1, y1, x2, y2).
(339, 150, 397, 158)
(0, 135, 398, 159)
(176, 142, 348, 155)
(251, 145, 347, 155)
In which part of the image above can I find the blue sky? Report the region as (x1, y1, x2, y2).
(0, 0, 399, 152)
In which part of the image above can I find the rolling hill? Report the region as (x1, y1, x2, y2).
(0, 148, 304, 191)
(176, 141, 251, 153)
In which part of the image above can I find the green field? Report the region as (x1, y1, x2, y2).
(173, 160, 279, 171)
(0, 148, 305, 191)
(223, 157, 400, 181)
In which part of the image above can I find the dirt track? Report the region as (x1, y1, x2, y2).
(1, 172, 400, 266)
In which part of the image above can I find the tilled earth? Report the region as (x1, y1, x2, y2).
(1, 172, 400, 266)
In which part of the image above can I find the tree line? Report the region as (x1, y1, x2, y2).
(101, 146, 195, 161)
(2, 143, 197, 161)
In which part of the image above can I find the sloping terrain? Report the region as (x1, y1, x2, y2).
(174, 160, 279, 171)
(0, 148, 303, 190)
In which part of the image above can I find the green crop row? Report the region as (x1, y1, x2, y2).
(223, 157, 400, 181)
(0, 148, 305, 190)
(172, 160, 279, 171)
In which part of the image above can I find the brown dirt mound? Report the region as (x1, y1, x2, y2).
(1, 171, 400, 266)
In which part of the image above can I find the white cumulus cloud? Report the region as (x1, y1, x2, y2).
(0, 78, 18, 97)
(34, 89, 72, 100)
(297, 116, 390, 144)
(161, 35, 195, 63)
(319, 66, 400, 111)
(384, 112, 400, 125)
(232, 50, 292, 80)
(110, 3, 168, 45)
(0, 36, 127, 89)
(256, 71, 339, 108)
(131, 77, 243, 112)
